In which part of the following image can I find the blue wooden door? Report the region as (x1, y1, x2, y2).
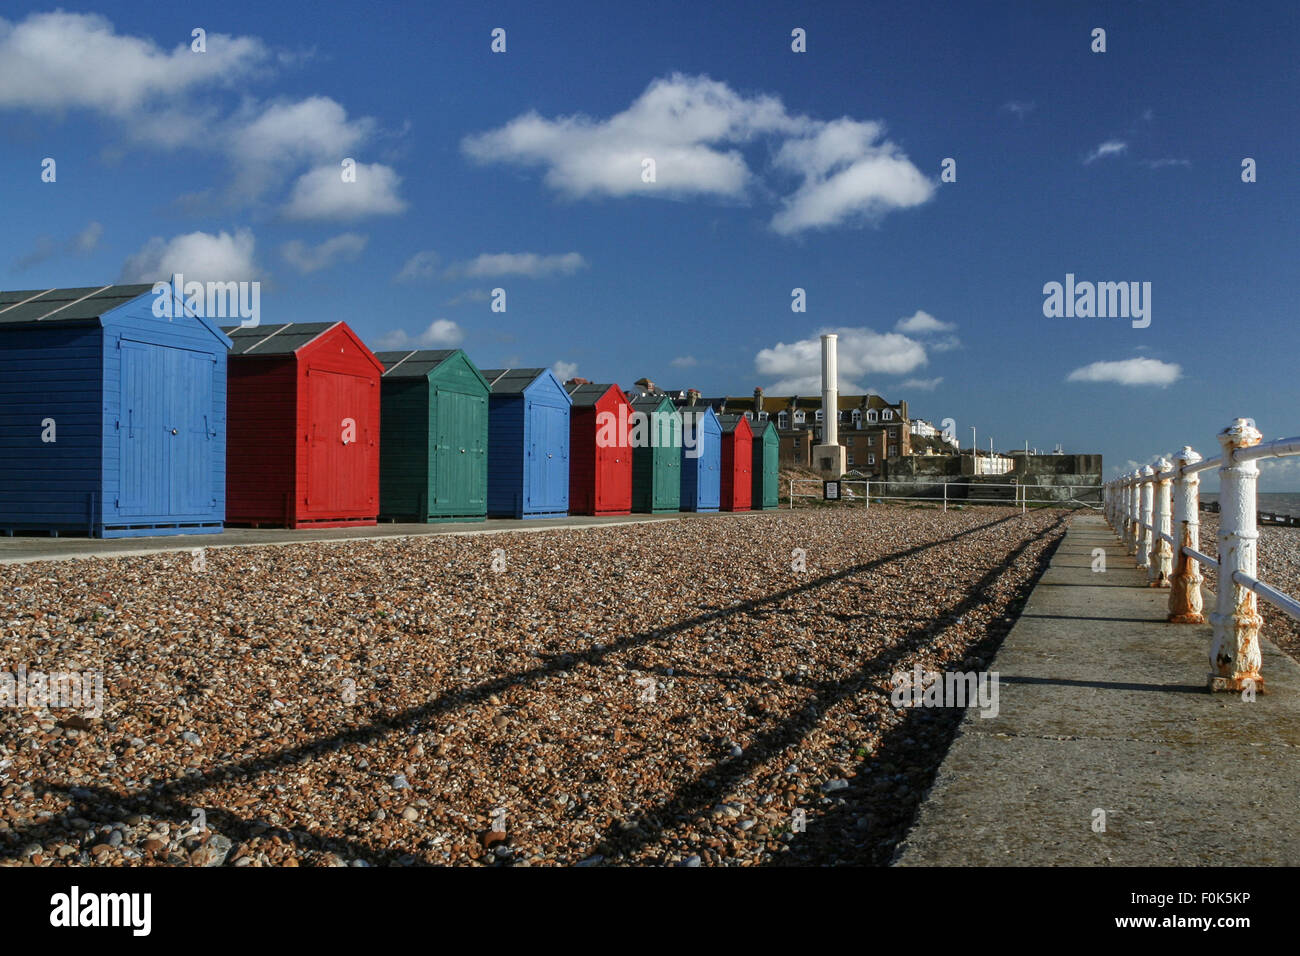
(542, 403, 568, 510)
(167, 348, 215, 516)
(119, 342, 166, 517)
(119, 341, 214, 518)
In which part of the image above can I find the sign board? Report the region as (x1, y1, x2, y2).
(823, 480, 840, 501)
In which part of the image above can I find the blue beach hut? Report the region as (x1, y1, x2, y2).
(679, 405, 721, 512)
(0, 284, 231, 537)
(480, 368, 572, 518)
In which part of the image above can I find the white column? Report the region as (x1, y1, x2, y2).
(1209, 419, 1266, 693)
(1149, 457, 1173, 587)
(1168, 446, 1204, 623)
(1136, 466, 1154, 567)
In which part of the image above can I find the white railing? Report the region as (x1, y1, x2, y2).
(789, 478, 1101, 512)
(1103, 418, 1300, 694)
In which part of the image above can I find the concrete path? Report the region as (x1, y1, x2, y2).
(894, 513, 1300, 866)
(0, 511, 760, 565)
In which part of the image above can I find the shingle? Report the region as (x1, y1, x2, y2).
(376, 349, 459, 378)
(480, 368, 549, 395)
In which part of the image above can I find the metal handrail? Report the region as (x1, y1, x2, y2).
(1101, 419, 1297, 692)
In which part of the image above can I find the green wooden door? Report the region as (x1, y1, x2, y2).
(431, 386, 488, 517)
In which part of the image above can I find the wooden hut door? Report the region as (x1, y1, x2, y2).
(306, 369, 370, 515)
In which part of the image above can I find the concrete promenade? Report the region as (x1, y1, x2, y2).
(0, 512, 758, 565)
(895, 513, 1300, 866)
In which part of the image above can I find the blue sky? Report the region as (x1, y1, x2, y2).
(2, 1, 1297, 487)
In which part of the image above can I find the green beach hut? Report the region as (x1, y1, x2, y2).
(629, 393, 681, 513)
(376, 349, 489, 522)
(751, 419, 780, 510)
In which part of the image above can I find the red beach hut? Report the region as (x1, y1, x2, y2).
(565, 381, 633, 516)
(718, 414, 754, 512)
(223, 321, 383, 527)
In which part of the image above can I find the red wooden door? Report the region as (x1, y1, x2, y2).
(306, 368, 372, 516)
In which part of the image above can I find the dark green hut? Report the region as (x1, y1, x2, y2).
(629, 393, 681, 513)
(751, 419, 781, 510)
(376, 349, 489, 521)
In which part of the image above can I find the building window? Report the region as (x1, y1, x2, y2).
(814, 409, 824, 422)
(847, 453, 855, 466)
(852, 409, 862, 429)
(794, 410, 805, 425)
(793, 438, 800, 449)
(744, 411, 753, 420)
(758, 410, 768, 420)
(883, 409, 893, 420)
(867, 409, 877, 423)
(868, 454, 875, 465)
(778, 412, 788, 429)
(888, 445, 898, 457)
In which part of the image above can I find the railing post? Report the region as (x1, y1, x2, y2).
(943, 481, 947, 513)
(1209, 418, 1265, 693)
(1168, 446, 1205, 623)
(1149, 457, 1173, 587)
(1136, 466, 1154, 567)
(1127, 472, 1140, 554)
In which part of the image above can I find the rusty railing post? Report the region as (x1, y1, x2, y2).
(1149, 457, 1173, 587)
(1136, 466, 1154, 568)
(1168, 446, 1205, 623)
(1209, 418, 1265, 693)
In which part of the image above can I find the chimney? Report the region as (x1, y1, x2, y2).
(821, 334, 839, 447)
(753, 386, 764, 414)
(899, 399, 908, 421)
(566, 377, 591, 386)
(635, 377, 655, 393)
(687, 388, 700, 407)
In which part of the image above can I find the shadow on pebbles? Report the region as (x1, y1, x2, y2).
(0, 505, 1069, 867)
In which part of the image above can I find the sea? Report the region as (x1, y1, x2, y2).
(1201, 492, 1300, 518)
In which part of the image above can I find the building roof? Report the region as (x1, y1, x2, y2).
(0, 284, 155, 326)
(717, 413, 751, 434)
(221, 321, 339, 355)
(480, 368, 551, 395)
(629, 393, 678, 413)
(375, 349, 460, 378)
(565, 383, 625, 407)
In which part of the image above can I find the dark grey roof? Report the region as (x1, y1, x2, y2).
(717, 413, 751, 434)
(221, 322, 338, 355)
(565, 383, 623, 407)
(629, 393, 678, 414)
(751, 419, 773, 438)
(376, 349, 459, 378)
(0, 284, 154, 326)
(480, 368, 549, 395)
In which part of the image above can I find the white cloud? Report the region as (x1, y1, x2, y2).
(281, 162, 407, 220)
(445, 252, 588, 279)
(553, 361, 579, 381)
(395, 250, 440, 283)
(280, 233, 367, 274)
(1066, 358, 1181, 387)
(375, 319, 464, 350)
(894, 310, 954, 335)
(769, 118, 934, 234)
(1002, 100, 1035, 119)
(14, 221, 103, 270)
(1083, 140, 1128, 164)
(0, 11, 269, 115)
(444, 288, 491, 306)
(1141, 158, 1191, 170)
(896, 377, 943, 391)
(120, 228, 262, 283)
(0, 12, 396, 211)
(670, 355, 698, 368)
(72, 221, 104, 253)
(755, 327, 928, 393)
(463, 73, 932, 235)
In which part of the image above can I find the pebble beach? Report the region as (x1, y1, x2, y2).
(1, 506, 1069, 867)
